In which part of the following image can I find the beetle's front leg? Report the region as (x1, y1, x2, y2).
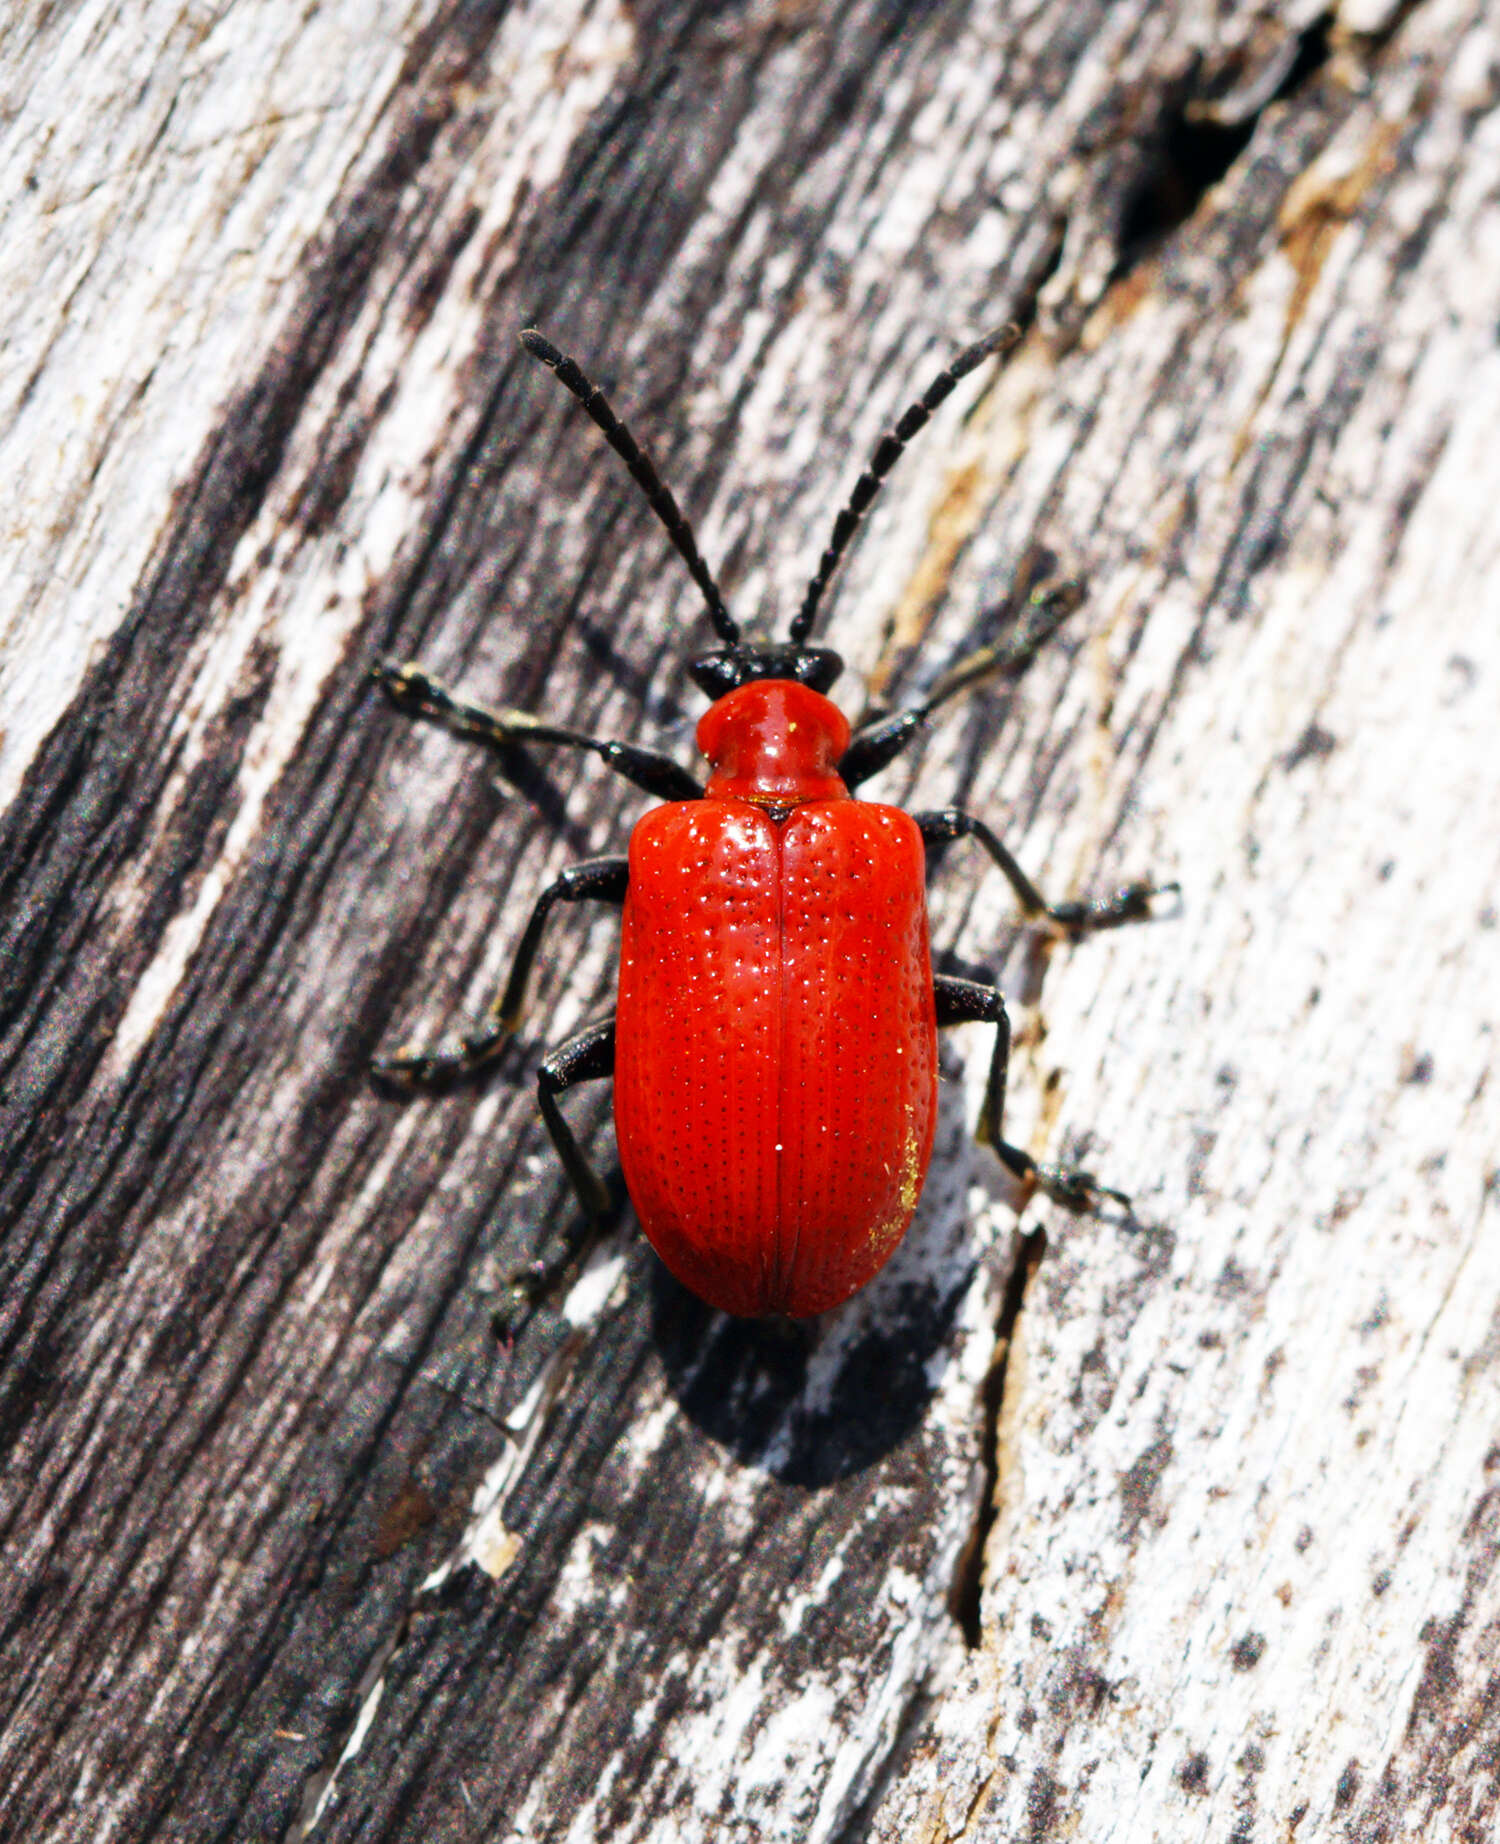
(837, 578, 1084, 789)
(373, 857, 628, 1088)
(916, 810, 1175, 939)
(934, 974, 1128, 1211)
(495, 1017, 618, 1338)
(373, 661, 703, 801)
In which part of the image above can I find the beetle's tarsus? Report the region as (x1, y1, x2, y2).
(372, 659, 702, 800)
(1046, 877, 1179, 939)
(511, 1258, 555, 1304)
(491, 1252, 585, 1343)
(371, 1024, 512, 1090)
(489, 1219, 611, 1342)
(370, 659, 527, 742)
(995, 1141, 1131, 1215)
(1031, 1162, 1132, 1213)
(371, 659, 437, 709)
(491, 1268, 548, 1344)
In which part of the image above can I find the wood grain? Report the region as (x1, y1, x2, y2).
(1, 1, 1496, 1839)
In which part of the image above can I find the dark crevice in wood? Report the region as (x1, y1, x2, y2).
(953, 1227, 1046, 1648)
(1114, 15, 1333, 274)
(1070, 59, 1427, 877)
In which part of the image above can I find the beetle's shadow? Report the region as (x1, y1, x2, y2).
(643, 1091, 985, 1487)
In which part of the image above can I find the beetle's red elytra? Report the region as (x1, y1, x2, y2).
(373, 326, 1172, 1323)
(617, 680, 936, 1315)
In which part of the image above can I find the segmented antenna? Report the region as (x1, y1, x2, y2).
(788, 323, 1022, 645)
(520, 328, 740, 645)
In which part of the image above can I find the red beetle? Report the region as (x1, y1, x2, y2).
(374, 328, 1167, 1319)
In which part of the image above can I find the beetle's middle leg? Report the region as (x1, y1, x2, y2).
(934, 974, 1128, 1212)
(916, 810, 1175, 938)
(373, 857, 627, 1087)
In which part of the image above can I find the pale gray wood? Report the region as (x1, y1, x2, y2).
(1, 0, 1495, 1840)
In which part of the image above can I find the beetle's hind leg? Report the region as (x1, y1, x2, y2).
(372, 661, 702, 801)
(917, 811, 1175, 939)
(934, 975, 1128, 1212)
(495, 1017, 619, 1339)
(373, 857, 628, 1087)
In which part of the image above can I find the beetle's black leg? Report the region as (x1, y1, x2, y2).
(839, 580, 1086, 789)
(373, 858, 628, 1088)
(916, 810, 1175, 939)
(495, 1017, 618, 1338)
(536, 1017, 616, 1229)
(934, 975, 1128, 1211)
(373, 661, 703, 802)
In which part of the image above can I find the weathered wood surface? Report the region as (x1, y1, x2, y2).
(2, 0, 1497, 1839)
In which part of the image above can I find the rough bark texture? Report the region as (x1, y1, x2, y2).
(2, 1, 1497, 1840)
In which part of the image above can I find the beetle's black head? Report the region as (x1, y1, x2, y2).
(688, 644, 844, 701)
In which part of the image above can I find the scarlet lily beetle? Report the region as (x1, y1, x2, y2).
(373, 326, 1170, 1321)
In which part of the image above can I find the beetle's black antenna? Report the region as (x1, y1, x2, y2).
(520, 328, 741, 646)
(788, 324, 1022, 646)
